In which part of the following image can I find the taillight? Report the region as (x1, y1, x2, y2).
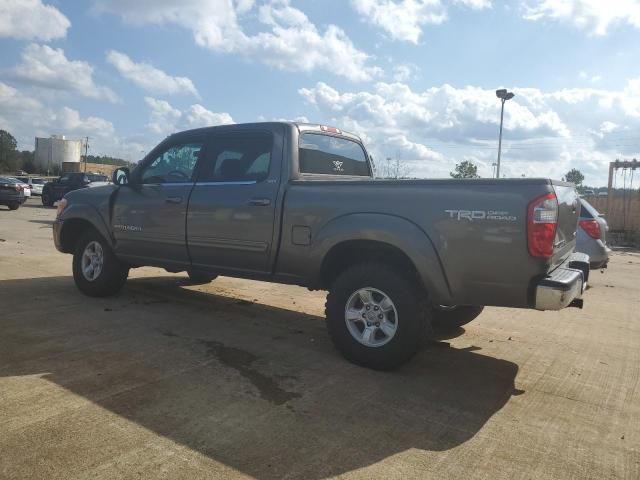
(579, 219, 601, 239)
(15, 184, 22, 192)
(527, 192, 558, 258)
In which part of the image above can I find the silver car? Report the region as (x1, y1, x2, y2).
(576, 198, 610, 268)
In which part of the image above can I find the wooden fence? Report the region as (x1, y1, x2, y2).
(584, 194, 640, 232)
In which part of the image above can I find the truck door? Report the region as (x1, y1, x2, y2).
(112, 136, 204, 268)
(186, 128, 282, 275)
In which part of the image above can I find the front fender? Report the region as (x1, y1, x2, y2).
(55, 203, 114, 253)
(311, 213, 452, 304)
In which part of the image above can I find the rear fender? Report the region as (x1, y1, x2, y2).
(311, 213, 452, 304)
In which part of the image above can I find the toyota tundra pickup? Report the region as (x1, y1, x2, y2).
(53, 122, 589, 369)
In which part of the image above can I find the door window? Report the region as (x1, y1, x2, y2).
(198, 132, 273, 183)
(141, 142, 203, 184)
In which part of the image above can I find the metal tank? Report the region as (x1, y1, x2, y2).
(35, 135, 82, 174)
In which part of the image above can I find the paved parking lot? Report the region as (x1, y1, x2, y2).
(1, 201, 639, 479)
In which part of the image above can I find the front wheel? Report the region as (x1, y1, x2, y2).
(72, 229, 129, 297)
(432, 306, 484, 331)
(42, 192, 53, 207)
(326, 263, 430, 370)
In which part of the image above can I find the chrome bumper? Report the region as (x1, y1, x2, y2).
(534, 253, 590, 311)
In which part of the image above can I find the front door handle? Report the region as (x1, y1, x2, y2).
(166, 196, 183, 204)
(248, 198, 271, 207)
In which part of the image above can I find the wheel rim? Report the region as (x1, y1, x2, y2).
(345, 287, 398, 347)
(81, 241, 104, 282)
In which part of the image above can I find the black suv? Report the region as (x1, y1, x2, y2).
(42, 173, 108, 206)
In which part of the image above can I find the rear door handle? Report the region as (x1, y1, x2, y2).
(165, 196, 183, 204)
(248, 198, 271, 207)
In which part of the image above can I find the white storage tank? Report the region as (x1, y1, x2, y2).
(35, 135, 82, 174)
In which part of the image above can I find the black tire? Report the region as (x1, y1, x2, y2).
(42, 193, 53, 207)
(187, 270, 218, 284)
(326, 263, 431, 370)
(432, 306, 484, 331)
(72, 229, 129, 297)
(8, 202, 19, 210)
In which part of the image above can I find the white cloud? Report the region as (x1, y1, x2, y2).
(351, 0, 447, 43)
(523, 0, 640, 35)
(0, 82, 115, 146)
(392, 63, 419, 82)
(299, 79, 640, 184)
(145, 97, 234, 136)
(0, 0, 70, 41)
(93, 0, 379, 81)
(7, 44, 118, 102)
(351, 0, 491, 43)
(106, 50, 198, 97)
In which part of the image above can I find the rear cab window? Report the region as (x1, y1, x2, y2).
(299, 133, 370, 177)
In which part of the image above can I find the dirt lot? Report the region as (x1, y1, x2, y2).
(1, 201, 639, 479)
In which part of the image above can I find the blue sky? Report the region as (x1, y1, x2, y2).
(1, 0, 640, 185)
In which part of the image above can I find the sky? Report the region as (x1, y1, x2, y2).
(1, 0, 640, 186)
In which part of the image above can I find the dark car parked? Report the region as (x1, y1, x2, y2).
(0, 176, 27, 210)
(42, 172, 109, 207)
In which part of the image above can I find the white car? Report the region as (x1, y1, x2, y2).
(15, 176, 45, 196)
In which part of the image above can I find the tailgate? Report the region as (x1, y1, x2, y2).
(551, 182, 580, 267)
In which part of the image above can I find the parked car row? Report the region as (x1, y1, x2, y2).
(1, 172, 110, 210)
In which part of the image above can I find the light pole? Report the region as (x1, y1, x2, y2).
(495, 88, 515, 178)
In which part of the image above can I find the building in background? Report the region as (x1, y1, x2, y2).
(34, 135, 82, 174)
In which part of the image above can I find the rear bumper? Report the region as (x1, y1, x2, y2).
(534, 252, 590, 311)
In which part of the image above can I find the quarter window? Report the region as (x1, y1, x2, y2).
(299, 133, 369, 176)
(142, 142, 203, 184)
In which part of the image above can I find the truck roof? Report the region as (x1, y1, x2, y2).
(168, 121, 362, 143)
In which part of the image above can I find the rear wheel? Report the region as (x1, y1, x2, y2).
(187, 270, 218, 284)
(72, 229, 129, 297)
(7, 202, 19, 210)
(432, 306, 484, 331)
(326, 263, 430, 370)
(42, 192, 53, 207)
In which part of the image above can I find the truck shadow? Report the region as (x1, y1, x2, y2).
(1, 276, 520, 479)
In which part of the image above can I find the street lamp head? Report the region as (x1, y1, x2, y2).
(496, 89, 515, 101)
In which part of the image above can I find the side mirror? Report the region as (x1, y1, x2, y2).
(112, 167, 130, 186)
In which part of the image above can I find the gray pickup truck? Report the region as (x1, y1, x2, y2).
(53, 122, 589, 369)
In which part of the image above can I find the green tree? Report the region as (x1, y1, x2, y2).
(563, 168, 585, 186)
(450, 160, 480, 179)
(0, 130, 19, 173)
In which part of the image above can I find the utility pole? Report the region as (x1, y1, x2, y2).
(83, 136, 89, 173)
(495, 89, 515, 178)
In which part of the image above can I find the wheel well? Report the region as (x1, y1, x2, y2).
(59, 219, 94, 253)
(320, 240, 422, 290)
